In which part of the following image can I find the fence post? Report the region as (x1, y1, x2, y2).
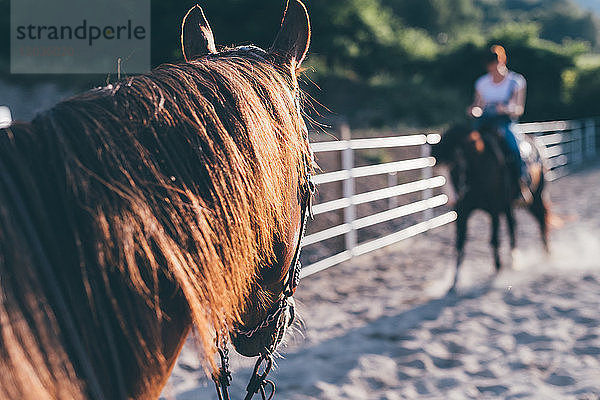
(388, 172, 398, 208)
(586, 118, 597, 158)
(339, 123, 357, 254)
(421, 140, 433, 222)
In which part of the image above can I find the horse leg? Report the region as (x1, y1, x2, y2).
(451, 204, 471, 292)
(491, 212, 501, 272)
(505, 205, 521, 269)
(505, 206, 516, 250)
(530, 192, 549, 252)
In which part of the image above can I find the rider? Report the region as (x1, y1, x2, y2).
(468, 45, 531, 201)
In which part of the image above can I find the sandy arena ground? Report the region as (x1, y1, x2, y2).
(162, 162, 600, 400)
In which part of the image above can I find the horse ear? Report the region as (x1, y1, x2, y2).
(181, 5, 217, 62)
(269, 0, 311, 70)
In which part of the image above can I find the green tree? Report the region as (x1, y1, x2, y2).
(538, 9, 599, 47)
(387, 0, 481, 35)
(567, 66, 600, 117)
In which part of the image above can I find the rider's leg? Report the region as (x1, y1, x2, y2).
(501, 123, 527, 182)
(500, 123, 532, 202)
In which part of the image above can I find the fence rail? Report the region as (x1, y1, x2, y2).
(301, 128, 456, 278)
(301, 117, 599, 278)
(515, 118, 598, 180)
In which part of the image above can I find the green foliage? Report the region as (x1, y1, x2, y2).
(538, 8, 599, 47)
(300, 0, 600, 127)
(0, 0, 599, 126)
(566, 66, 600, 117)
(388, 0, 481, 35)
(489, 22, 541, 45)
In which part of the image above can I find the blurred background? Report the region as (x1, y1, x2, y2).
(1, 0, 599, 127)
(2, 2, 600, 398)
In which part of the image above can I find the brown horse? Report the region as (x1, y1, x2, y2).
(0, 1, 312, 399)
(432, 121, 549, 291)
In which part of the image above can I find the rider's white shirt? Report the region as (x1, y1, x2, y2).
(475, 71, 526, 105)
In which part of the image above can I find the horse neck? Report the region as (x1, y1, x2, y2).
(461, 135, 512, 200)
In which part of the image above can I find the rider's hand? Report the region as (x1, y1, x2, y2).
(497, 104, 524, 119)
(469, 106, 483, 118)
(495, 104, 508, 115)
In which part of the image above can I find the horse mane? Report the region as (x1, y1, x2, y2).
(0, 54, 309, 398)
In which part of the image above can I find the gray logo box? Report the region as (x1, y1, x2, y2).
(11, 0, 150, 74)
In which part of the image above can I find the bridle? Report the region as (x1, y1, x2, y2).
(212, 51, 315, 399)
(212, 156, 314, 400)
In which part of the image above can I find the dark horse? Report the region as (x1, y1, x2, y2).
(0, 2, 313, 398)
(432, 121, 549, 291)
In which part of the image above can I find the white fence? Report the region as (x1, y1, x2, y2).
(301, 118, 599, 278)
(301, 126, 457, 278)
(515, 118, 598, 181)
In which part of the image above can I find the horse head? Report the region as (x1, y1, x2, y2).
(181, 0, 312, 359)
(435, 122, 490, 160)
(432, 123, 467, 163)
